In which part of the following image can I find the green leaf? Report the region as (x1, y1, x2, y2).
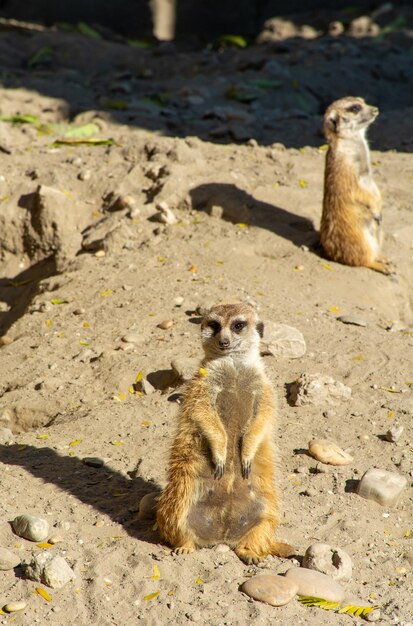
(127, 38, 152, 49)
(28, 46, 54, 67)
(250, 79, 283, 90)
(77, 22, 101, 39)
(51, 298, 68, 305)
(0, 114, 40, 125)
(63, 123, 100, 139)
(217, 34, 248, 48)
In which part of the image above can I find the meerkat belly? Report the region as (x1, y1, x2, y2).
(188, 368, 265, 544)
(187, 478, 265, 544)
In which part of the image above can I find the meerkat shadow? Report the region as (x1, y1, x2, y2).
(189, 183, 318, 248)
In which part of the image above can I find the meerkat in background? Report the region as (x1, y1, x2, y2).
(320, 96, 392, 274)
(156, 303, 293, 564)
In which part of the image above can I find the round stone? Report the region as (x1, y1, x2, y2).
(242, 573, 298, 606)
(3, 601, 27, 613)
(302, 543, 352, 581)
(284, 567, 346, 602)
(138, 492, 158, 521)
(308, 439, 353, 466)
(121, 331, 141, 344)
(23, 552, 75, 588)
(12, 515, 49, 542)
(157, 320, 174, 330)
(0, 548, 20, 570)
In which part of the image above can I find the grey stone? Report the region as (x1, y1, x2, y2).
(357, 468, 407, 507)
(12, 515, 49, 542)
(23, 552, 75, 588)
(171, 357, 199, 382)
(364, 609, 381, 622)
(0, 427, 14, 445)
(302, 543, 352, 581)
(385, 424, 404, 443)
(261, 322, 306, 359)
(152, 201, 177, 225)
(138, 492, 158, 521)
(3, 601, 27, 613)
(337, 315, 367, 327)
(242, 574, 298, 606)
(135, 377, 155, 395)
(284, 567, 346, 602)
(288, 373, 351, 407)
(0, 548, 20, 570)
(83, 457, 104, 468)
(121, 331, 141, 344)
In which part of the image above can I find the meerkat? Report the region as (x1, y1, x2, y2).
(156, 303, 293, 564)
(320, 96, 392, 274)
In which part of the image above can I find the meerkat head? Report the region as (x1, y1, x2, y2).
(201, 303, 263, 362)
(324, 97, 379, 140)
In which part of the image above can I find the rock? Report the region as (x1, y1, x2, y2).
(157, 320, 174, 330)
(152, 201, 177, 225)
(0, 427, 14, 445)
(82, 457, 104, 468)
(196, 301, 214, 317)
(242, 574, 298, 606)
(337, 315, 367, 327)
(48, 535, 64, 545)
(174, 296, 184, 307)
(82, 217, 117, 251)
(302, 543, 352, 581)
(121, 331, 141, 344)
(261, 322, 306, 359)
(12, 514, 49, 542)
(348, 16, 380, 37)
(0, 334, 14, 346)
(171, 357, 198, 382)
(138, 492, 158, 521)
(23, 552, 75, 588)
(0, 548, 20, 570)
(357, 468, 407, 507)
(365, 608, 381, 622)
(23, 184, 84, 268)
(215, 544, 230, 553)
(3, 601, 27, 613)
(135, 377, 155, 395)
(308, 439, 353, 466)
(385, 424, 404, 443)
(78, 169, 91, 181)
(288, 373, 351, 407)
(284, 567, 346, 602)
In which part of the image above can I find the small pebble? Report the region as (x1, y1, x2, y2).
(121, 331, 141, 344)
(242, 573, 298, 606)
(284, 567, 346, 602)
(0, 547, 21, 570)
(0, 427, 14, 445)
(404, 551, 413, 567)
(215, 544, 230, 553)
(83, 457, 104, 468)
(3, 601, 27, 613)
(157, 320, 174, 330)
(337, 315, 367, 327)
(365, 608, 381, 622)
(138, 492, 158, 521)
(174, 296, 184, 307)
(24, 553, 75, 588)
(95, 250, 106, 258)
(78, 169, 91, 181)
(48, 535, 64, 545)
(0, 334, 13, 346)
(12, 514, 49, 542)
(308, 439, 353, 466)
(385, 424, 404, 443)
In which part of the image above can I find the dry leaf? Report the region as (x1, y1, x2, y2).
(36, 543, 53, 549)
(135, 371, 144, 383)
(144, 591, 160, 601)
(199, 368, 208, 376)
(351, 355, 365, 361)
(150, 565, 161, 580)
(328, 307, 341, 313)
(100, 289, 113, 297)
(321, 263, 333, 270)
(37, 434, 49, 439)
(35, 587, 52, 602)
(69, 439, 82, 447)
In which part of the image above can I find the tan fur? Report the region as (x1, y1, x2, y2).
(156, 303, 293, 564)
(320, 96, 393, 274)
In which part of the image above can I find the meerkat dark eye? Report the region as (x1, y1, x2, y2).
(232, 320, 247, 333)
(207, 320, 221, 334)
(347, 104, 362, 113)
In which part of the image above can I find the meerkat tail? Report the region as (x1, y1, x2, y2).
(156, 469, 198, 549)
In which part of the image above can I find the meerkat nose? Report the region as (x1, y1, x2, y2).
(219, 339, 230, 348)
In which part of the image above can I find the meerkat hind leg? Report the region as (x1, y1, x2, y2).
(174, 538, 196, 555)
(366, 258, 394, 275)
(235, 519, 294, 564)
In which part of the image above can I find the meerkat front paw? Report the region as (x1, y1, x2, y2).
(174, 540, 196, 555)
(213, 459, 226, 479)
(241, 458, 252, 479)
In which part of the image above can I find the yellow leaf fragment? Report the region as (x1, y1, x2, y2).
(135, 371, 144, 383)
(79, 340, 89, 346)
(328, 307, 341, 313)
(199, 368, 208, 376)
(196, 578, 203, 585)
(299, 180, 308, 188)
(157, 256, 166, 262)
(380, 386, 401, 393)
(351, 355, 365, 361)
(69, 439, 82, 447)
(150, 564, 161, 580)
(17, 445, 27, 451)
(319, 144, 328, 151)
(128, 386, 135, 394)
(321, 263, 333, 270)
(82, 322, 90, 327)
(35, 587, 52, 602)
(36, 542, 53, 549)
(111, 440, 124, 445)
(37, 434, 49, 439)
(405, 530, 411, 537)
(142, 421, 151, 427)
(118, 393, 126, 399)
(144, 591, 160, 601)
(387, 411, 394, 418)
(100, 289, 113, 297)
(188, 264, 197, 273)
(237, 223, 248, 229)
(45, 319, 53, 327)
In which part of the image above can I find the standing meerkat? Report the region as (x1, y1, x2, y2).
(156, 303, 293, 564)
(320, 96, 392, 274)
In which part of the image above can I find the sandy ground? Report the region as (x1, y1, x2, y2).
(0, 10, 412, 626)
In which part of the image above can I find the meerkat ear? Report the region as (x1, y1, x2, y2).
(256, 321, 264, 338)
(325, 110, 339, 133)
